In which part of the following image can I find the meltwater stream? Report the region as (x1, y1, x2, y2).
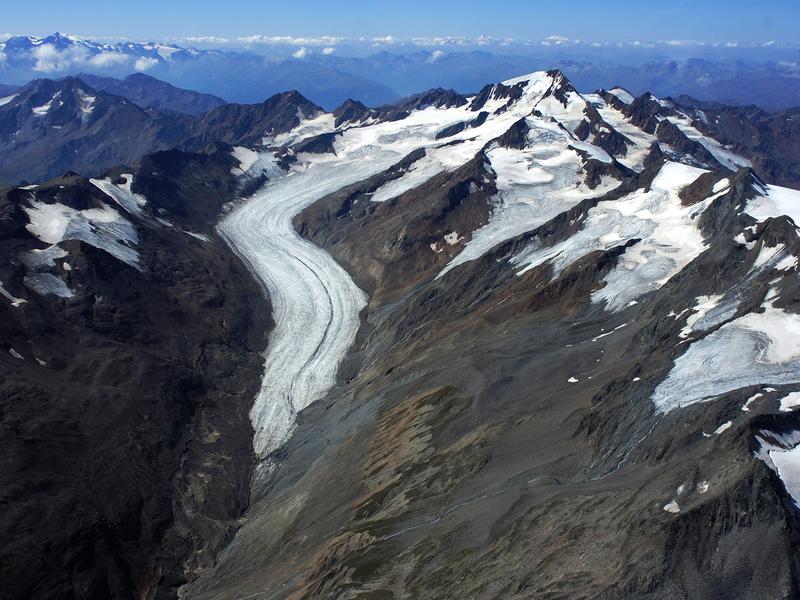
(219, 157, 398, 465)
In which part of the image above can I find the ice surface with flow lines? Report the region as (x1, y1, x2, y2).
(220, 155, 404, 461)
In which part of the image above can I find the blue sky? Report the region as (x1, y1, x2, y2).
(4, 0, 799, 43)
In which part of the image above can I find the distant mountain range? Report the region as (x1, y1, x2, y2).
(1, 33, 799, 110)
(0, 77, 194, 185)
(76, 73, 226, 116)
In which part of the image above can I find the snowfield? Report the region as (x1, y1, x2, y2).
(511, 161, 717, 311)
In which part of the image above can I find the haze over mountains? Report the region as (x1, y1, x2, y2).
(2, 33, 799, 109)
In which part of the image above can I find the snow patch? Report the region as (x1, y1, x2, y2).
(756, 429, 800, 509)
(76, 88, 95, 117)
(780, 391, 800, 412)
(679, 294, 724, 338)
(24, 272, 73, 298)
(90, 174, 147, 217)
(444, 231, 462, 245)
(712, 178, 730, 194)
(231, 146, 260, 173)
(608, 87, 635, 105)
(24, 200, 140, 269)
(0, 280, 26, 307)
(742, 392, 763, 412)
(32, 91, 62, 116)
(714, 421, 732, 435)
(746, 184, 800, 226)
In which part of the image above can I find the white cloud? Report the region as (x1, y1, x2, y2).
(134, 56, 159, 71)
(177, 35, 230, 44)
(292, 46, 309, 59)
(322, 46, 335, 55)
(542, 35, 581, 46)
(661, 39, 702, 47)
(88, 52, 129, 68)
(372, 36, 397, 45)
(238, 34, 342, 46)
(0, 33, 12, 42)
(427, 50, 445, 63)
(30, 42, 131, 72)
(32, 44, 89, 72)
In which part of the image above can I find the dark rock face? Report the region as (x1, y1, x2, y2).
(333, 99, 376, 127)
(394, 88, 469, 112)
(0, 77, 195, 186)
(291, 131, 342, 155)
(686, 103, 800, 190)
(0, 79, 324, 187)
(469, 80, 526, 111)
(185, 90, 324, 150)
(436, 111, 489, 140)
(0, 157, 270, 600)
(576, 103, 633, 157)
(655, 119, 722, 168)
(625, 92, 670, 133)
(76, 73, 227, 116)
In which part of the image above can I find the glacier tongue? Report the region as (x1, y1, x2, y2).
(219, 155, 403, 464)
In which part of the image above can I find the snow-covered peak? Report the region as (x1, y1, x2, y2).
(501, 70, 553, 87)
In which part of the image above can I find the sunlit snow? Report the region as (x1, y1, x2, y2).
(24, 199, 140, 269)
(90, 174, 147, 217)
(511, 162, 716, 310)
(653, 302, 800, 412)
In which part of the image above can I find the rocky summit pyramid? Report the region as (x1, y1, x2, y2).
(3, 69, 800, 599)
